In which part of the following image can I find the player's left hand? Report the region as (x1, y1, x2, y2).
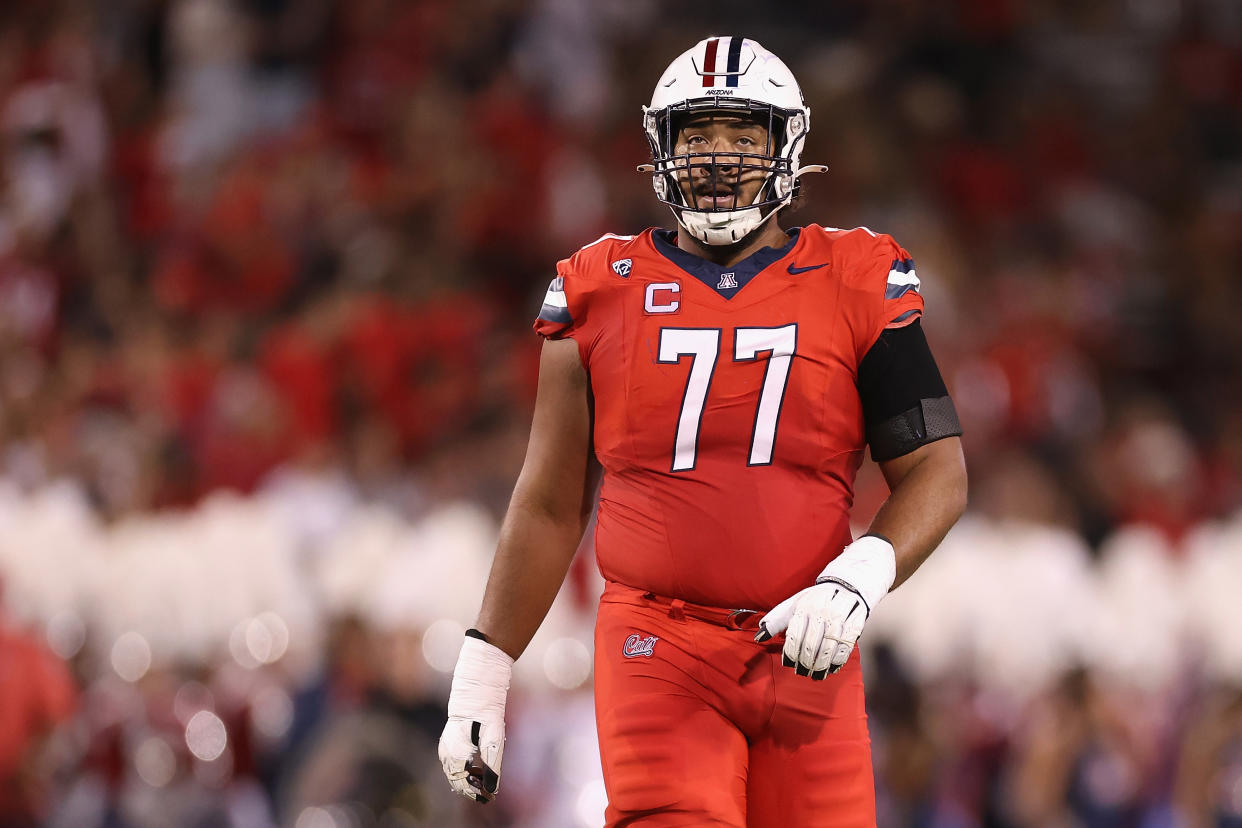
(754, 535, 897, 680)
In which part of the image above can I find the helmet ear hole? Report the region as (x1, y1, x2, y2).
(771, 174, 788, 200)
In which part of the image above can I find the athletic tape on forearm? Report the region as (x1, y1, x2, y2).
(815, 535, 896, 613)
(448, 636, 514, 720)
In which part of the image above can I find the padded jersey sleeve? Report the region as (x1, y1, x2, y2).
(870, 236, 923, 340)
(533, 273, 574, 339)
(832, 228, 927, 364)
(533, 251, 587, 340)
(532, 232, 634, 342)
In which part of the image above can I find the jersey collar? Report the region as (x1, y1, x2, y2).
(650, 227, 801, 300)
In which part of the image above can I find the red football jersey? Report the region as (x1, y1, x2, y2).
(534, 225, 925, 610)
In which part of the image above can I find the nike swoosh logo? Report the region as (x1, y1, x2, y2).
(787, 262, 829, 274)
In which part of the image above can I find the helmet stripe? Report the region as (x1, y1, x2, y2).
(702, 37, 719, 87)
(726, 36, 744, 87)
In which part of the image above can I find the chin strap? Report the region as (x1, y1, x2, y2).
(637, 163, 829, 247)
(676, 203, 768, 245)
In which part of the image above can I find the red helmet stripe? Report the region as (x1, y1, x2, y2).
(702, 38, 719, 87)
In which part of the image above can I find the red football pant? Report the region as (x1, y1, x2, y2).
(593, 582, 876, 828)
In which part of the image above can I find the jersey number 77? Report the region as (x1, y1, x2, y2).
(657, 324, 797, 472)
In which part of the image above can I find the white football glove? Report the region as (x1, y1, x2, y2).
(755, 535, 896, 680)
(439, 633, 513, 803)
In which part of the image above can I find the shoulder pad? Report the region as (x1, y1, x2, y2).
(828, 227, 913, 289)
(564, 232, 640, 279)
(536, 231, 642, 339)
(826, 225, 924, 335)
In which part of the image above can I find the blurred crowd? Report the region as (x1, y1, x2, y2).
(0, 0, 1240, 825)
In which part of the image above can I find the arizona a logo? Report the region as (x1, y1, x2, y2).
(611, 258, 633, 277)
(623, 633, 659, 658)
(717, 272, 738, 290)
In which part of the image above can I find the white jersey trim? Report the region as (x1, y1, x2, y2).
(580, 233, 635, 251)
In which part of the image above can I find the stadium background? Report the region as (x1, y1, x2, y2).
(0, 0, 1240, 825)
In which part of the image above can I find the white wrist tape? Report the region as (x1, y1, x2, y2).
(448, 636, 514, 720)
(816, 534, 897, 614)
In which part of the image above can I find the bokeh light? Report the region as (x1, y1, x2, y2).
(134, 737, 177, 788)
(575, 779, 609, 828)
(45, 611, 85, 660)
(184, 710, 228, 762)
(295, 807, 342, 828)
(245, 611, 290, 664)
(543, 637, 592, 690)
(228, 619, 261, 670)
(110, 632, 152, 682)
(251, 685, 295, 742)
(173, 681, 215, 725)
(421, 618, 465, 673)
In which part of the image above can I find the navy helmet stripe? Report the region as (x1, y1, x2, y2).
(726, 36, 744, 87)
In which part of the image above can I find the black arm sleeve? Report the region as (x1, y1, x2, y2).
(857, 320, 962, 461)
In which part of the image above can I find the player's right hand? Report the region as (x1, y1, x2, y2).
(439, 632, 513, 803)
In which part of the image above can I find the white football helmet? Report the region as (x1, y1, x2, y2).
(642, 37, 818, 246)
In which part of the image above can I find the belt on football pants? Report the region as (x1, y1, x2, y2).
(637, 590, 762, 631)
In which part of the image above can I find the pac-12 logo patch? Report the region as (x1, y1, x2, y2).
(623, 633, 659, 658)
(611, 258, 632, 277)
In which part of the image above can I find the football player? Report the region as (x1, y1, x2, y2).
(440, 36, 967, 827)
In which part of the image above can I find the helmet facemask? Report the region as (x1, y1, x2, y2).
(644, 97, 809, 246)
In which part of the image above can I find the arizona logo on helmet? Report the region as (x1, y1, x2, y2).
(640, 36, 823, 246)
